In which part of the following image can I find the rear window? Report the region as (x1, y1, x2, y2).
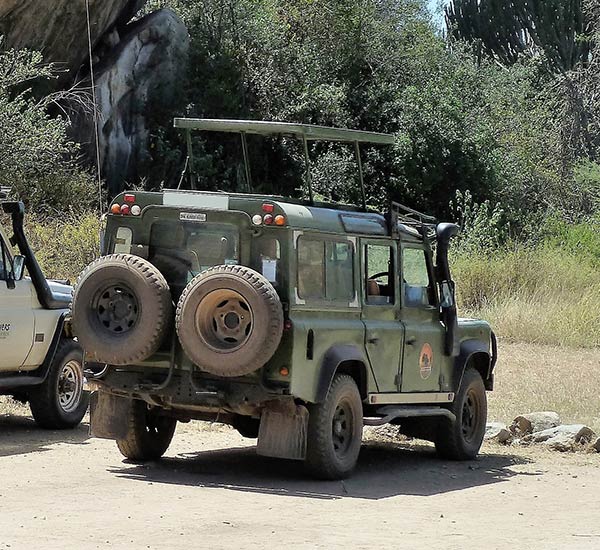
(149, 220, 239, 295)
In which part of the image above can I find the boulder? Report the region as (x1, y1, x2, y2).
(510, 412, 561, 437)
(593, 437, 600, 453)
(78, 9, 189, 193)
(0, 0, 148, 84)
(485, 422, 513, 444)
(523, 424, 596, 446)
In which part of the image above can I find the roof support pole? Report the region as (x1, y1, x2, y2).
(302, 136, 315, 205)
(240, 131, 253, 193)
(354, 141, 367, 211)
(186, 129, 197, 190)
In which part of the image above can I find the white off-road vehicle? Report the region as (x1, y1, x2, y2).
(0, 193, 88, 429)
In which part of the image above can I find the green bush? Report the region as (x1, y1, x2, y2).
(24, 213, 101, 282)
(0, 44, 98, 215)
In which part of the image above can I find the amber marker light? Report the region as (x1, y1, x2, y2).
(279, 367, 289, 377)
(110, 203, 121, 214)
(274, 215, 286, 226)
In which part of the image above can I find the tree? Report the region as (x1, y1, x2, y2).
(0, 44, 97, 214)
(446, 0, 591, 73)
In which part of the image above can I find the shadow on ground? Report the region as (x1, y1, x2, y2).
(0, 414, 90, 458)
(110, 440, 536, 500)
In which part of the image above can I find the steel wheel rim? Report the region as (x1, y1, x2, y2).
(461, 388, 481, 443)
(332, 398, 354, 458)
(58, 360, 83, 413)
(194, 289, 254, 352)
(93, 283, 140, 334)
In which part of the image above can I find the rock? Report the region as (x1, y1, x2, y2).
(485, 422, 513, 444)
(510, 412, 561, 437)
(544, 434, 577, 452)
(0, 0, 147, 84)
(78, 9, 189, 193)
(592, 437, 600, 453)
(523, 424, 596, 446)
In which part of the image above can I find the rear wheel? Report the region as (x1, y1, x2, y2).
(305, 374, 363, 480)
(435, 366, 487, 460)
(29, 339, 88, 429)
(116, 400, 176, 461)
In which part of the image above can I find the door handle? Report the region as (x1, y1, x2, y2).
(367, 337, 380, 345)
(406, 337, 417, 346)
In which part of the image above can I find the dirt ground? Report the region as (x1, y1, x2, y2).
(1, 413, 600, 550)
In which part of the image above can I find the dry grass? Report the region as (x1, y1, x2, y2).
(489, 340, 600, 432)
(453, 246, 600, 348)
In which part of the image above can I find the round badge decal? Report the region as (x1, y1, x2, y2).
(419, 343, 434, 380)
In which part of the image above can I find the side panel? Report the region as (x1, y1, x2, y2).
(0, 278, 35, 371)
(287, 314, 370, 403)
(22, 307, 65, 369)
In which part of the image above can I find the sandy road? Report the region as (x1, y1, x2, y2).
(1, 414, 600, 550)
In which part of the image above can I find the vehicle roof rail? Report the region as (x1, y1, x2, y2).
(388, 201, 437, 240)
(0, 186, 10, 200)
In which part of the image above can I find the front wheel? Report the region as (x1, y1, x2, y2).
(29, 339, 89, 429)
(116, 400, 177, 461)
(435, 366, 487, 460)
(305, 374, 363, 480)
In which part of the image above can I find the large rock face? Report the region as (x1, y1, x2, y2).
(0, 1, 189, 194)
(0, 0, 147, 81)
(93, 9, 189, 193)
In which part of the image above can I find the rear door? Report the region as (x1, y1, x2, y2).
(398, 246, 450, 392)
(360, 239, 403, 391)
(0, 231, 35, 371)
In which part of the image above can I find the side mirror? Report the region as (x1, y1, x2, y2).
(13, 255, 25, 281)
(440, 280, 456, 309)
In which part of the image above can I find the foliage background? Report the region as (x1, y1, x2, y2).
(0, 0, 599, 347)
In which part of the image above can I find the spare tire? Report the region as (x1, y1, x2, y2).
(176, 265, 283, 377)
(72, 254, 173, 365)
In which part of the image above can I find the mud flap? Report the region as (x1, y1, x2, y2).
(256, 404, 308, 461)
(89, 391, 131, 440)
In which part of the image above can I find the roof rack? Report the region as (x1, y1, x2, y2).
(388, 201, 437, 240)
(173, 118, 395, 211)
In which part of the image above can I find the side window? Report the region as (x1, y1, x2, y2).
(113, 227, 133, 254)
(326, 241, 354, 301)
(253, 237, 281, 285)
(403, 248, 436, 307)
(297, 238, 355, 302)
(365, 244, 395, 304)
(297, 238, 325, 299)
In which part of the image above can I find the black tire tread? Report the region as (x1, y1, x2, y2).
(72, 254, 172, 365)
(435, 366, 487, 460)
(29, 339, 88, 430)
(305, 374, 363, 480)
(116, 400, 176, 461)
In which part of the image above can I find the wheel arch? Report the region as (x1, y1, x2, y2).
(454, 338, 495, 391)
(315, 344, 369, 403)
(39, 312, 70, 380)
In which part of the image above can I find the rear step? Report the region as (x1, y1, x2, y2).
(364, 405, 455, 426)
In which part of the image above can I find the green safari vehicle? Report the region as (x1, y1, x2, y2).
(72, 119, 497, 479)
